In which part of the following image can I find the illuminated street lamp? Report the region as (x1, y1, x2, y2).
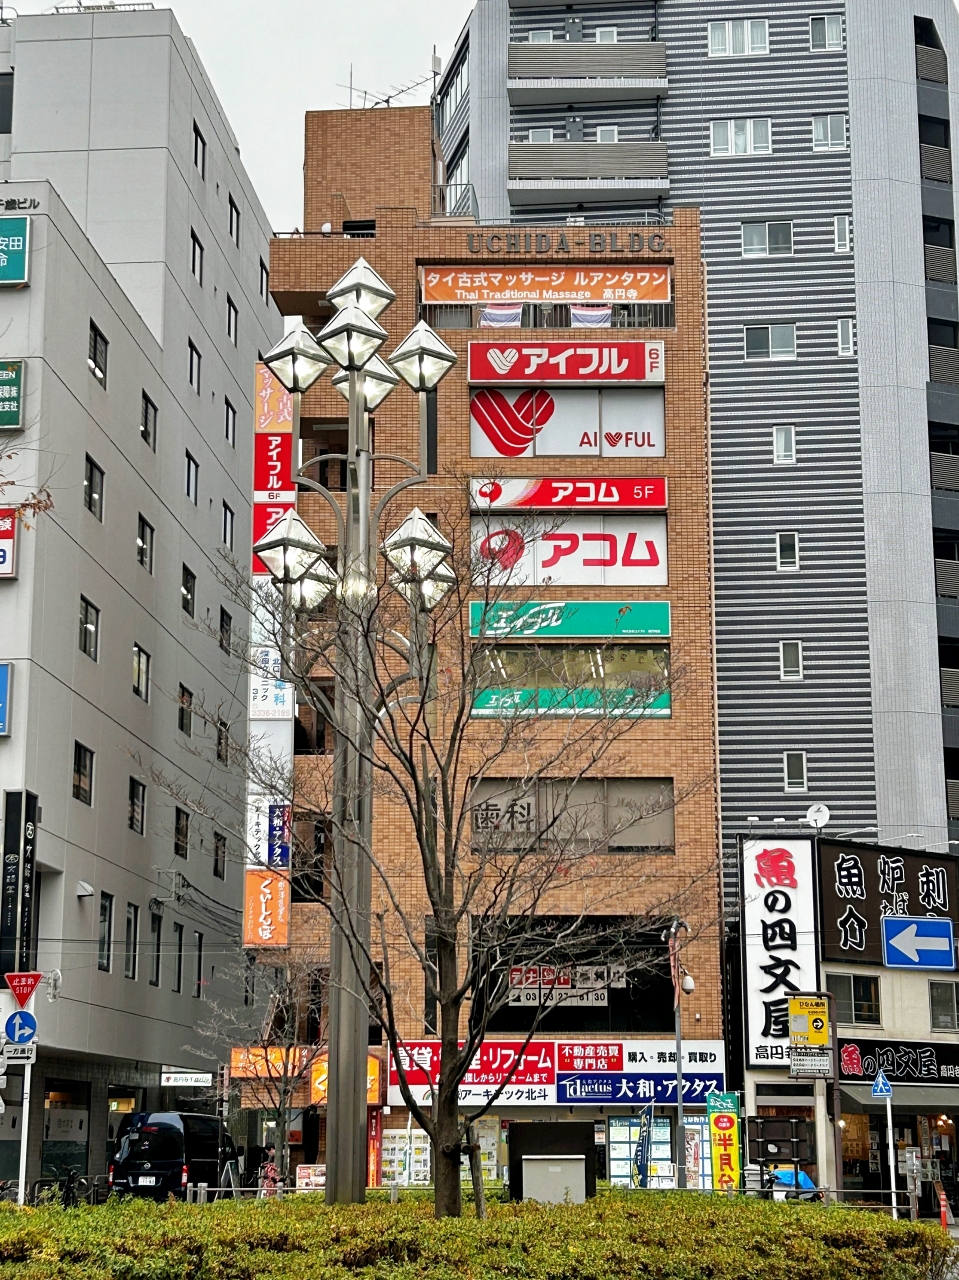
(326, 255, 396, 319)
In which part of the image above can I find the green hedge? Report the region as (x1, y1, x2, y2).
(0, 1191, 950, 1280)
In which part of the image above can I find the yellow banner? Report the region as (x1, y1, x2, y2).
(707, 1094, 741, 1192)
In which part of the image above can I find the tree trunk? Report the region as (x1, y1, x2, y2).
(432, 1085, 463, 1217)
(466, 1121, 487, 1219)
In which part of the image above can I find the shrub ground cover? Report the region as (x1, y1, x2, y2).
(0, 1190, 949, 1280)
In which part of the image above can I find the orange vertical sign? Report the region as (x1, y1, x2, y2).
(255, 363, 293, 433)
(243, 867, 290, 947)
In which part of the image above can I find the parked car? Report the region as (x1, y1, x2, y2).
(109, 1112, 237, 1200)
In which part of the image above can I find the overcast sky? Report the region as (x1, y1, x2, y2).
(21, 0, 474, 231)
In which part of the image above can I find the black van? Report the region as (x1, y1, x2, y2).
(109, 1112, 238, 1200)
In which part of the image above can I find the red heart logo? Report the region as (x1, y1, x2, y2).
(604, 432, 623, 449)
(471, 390, 554, 457)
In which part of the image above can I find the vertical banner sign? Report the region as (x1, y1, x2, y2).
(742, 839, 818, 1067)
(0, 663, 11, 736)
(0, 218, 30, 288)
(707, 1092, 741, 1191)
(0, 365, 23, 431)
(0, 792, 38, 974)
(243, 867, 290, 947)
(0, 510, 17, 578)
(252, 363, 294, 574)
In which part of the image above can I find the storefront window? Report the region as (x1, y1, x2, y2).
(42, 1080, 90, 1176)
(930, 980, 959, 1029)
(825, 972, 880, 1024)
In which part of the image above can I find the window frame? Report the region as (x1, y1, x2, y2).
(224, 397, 236, 447)
(193, 121, 206, 177)
(78, 595, 100, 661)
(128, 777, 146, 835)
(140, 391, 157, 449)
(930, 980, 959, 1030)
(98, 892, 113, 972)
(774, 424, 797, 464)
(193, 931, 204, 998)
(177, 685, 193, 737)
(812, 113, 847, 152)
(190, 229, 204, 284)
(213, 830, 227, 880)
(259, 259, 270, 302)
(827, 971, 881, 1025)
(124, 903, 139, 980)
(834, 214, 851, 253)
(744, 324, 797, 361)
(226, 295, 238, 345)
(188, 339, 202, 392)
(708, 18, 769, 57)
(73, 741, 95, 805)
(776, 531, 800, 571)
(174, 805, 190, 858)
(596, 125, 619, 144)
(149, 912, 162, 987)
(837, 317, 855, 357)
(84, 455, 104, 521)
(222, 501, 234, 550)
(741, 220, 793, 258)
(710, 117, 772, 156)
(132, 642, 151, 701)
(779, 639, 804, 681)
(181, 564, 196, 617)
(185, 451, 199, 504)
(216, 719, 230, 765)
(173, 921, 184, 993)
(595, 26, 617, 43)
(810, 14, 843, 51)
(88, 320, 108, 387)
(528, 29, 553, 43)
(528, 126, 553, 144)
(228, 194, 240, 246)
(136, 514, 154, 573)
(219, 607, 232, 653)
(783, 750, 808, 792)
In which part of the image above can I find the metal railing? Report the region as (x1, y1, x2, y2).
(432, 182, 479, 220)
(925, 242, 957, 283)
(930, 344, 959, 383)
(420, 301, 674, 330)
(921, 143, 953, 184)
(936, 557, 959, 597)
(942, 667, 959, 706)
(931, 450, 959, 490)
(917, 43, 949, 84)
(947, 778, 959, 819)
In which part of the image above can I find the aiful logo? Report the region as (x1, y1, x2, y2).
(470, 388, 554, 457)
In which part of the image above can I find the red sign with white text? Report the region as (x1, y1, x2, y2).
(468, 341, 663, 384)
(557, 1042, 624, 1072)
(254, 432, 294, 499)
(471, 477, 667, 511)
(5, 972, 41, 1008)
(252, 501, 295, 575)
(389, 1040, 557, 1088)
(0, 508, 16, 579)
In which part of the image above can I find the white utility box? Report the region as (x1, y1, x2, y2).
(521, 1154, 586, 1204)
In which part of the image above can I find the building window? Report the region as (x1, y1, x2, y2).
(149, 913, 162, 986)
(260, 259, 270, 302)
(73, 741, 94, 805)
(177, 685, 193, 737)
(140, 392, 157, 449)
(190, 229, 203, 284)
(228, 195, 240, 246)
(193, 121, 206, 177)
(98, 892, 113, 971)
(136, 514, 154, 573)
(837, 317, 855, 356)
(783, 750, 807, 792)
(216, 719, 229, 765)
(213, 831, 226, 880)
(174, 806, 190, 858)
(812, 113, 847, 151)
(834, 214, 851, 253)
(222, 502, 234, 550)
(124, 903, 139, 979)
(78, 595, 99, 660)
(595, 26, 617, 42)
(88, 320, 108, 386)
(780, 640, 804, 681)
(437, 54, 468, 133)
(708, 18, 768, 56)
(83, 455, 104, 520)
(132, 643, 151, 701)
(172, 921, 184, 992)
(742, 221, 793, 257)
(710, 117, 771, 155)
(776, 531, 800, 571)
(226, 295, 238, 345)
(219, 607, 232, 653)
(774, 424, 796, 464)
(185, 451, 199, 503)
(181, 564, 196, 616)
(745, 324, 796, 361)
(528, 29, 553, 42)
(596, 125, 619, 144)
(810, 14, 843, 50)
(528, 127, 553, 144)
(188, 340, 202, 392)
(931, 981, 959, 1030)
(827, 972, 881, 1025)
(128, 778, 146, 834)
(193, 931, 204, 997)
(224, 397, 236, 447)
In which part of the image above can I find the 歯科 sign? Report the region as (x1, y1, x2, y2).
(470, 477, 667, 511)
(0, 362, 24, 430)
(469, 600, 671, 640)
(425, 268, 670, 307)
(468, 341, 663, 385)
(249, 647, 294, 720)
(707, 1092, 741, 1192)
(472, 514, 667, 587)
(0, 219, 30, 288)
(789, 995, 830, 1047)
(470, 387, 664, 459)
(742, 840, 818, 1068)
(819, 841, 958, 964)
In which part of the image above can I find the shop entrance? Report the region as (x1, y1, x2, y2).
(106, 1087, 143, 1168)
(841, 1100, 958, 1213)
(42, 1080, 90, 1177)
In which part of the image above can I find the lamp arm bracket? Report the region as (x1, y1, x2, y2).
(369, 453, 421, 471)
(373, 670, 416, 713)
(373, 473, 427, 533)
(287, 477, 346, 546)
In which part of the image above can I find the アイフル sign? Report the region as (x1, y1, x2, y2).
(470, 387, 664, 459)
(470, 477, 667, 511)
(472, 514, 667, 586)
(741, 840, 818, 1067)
(468, 341, 663, 384)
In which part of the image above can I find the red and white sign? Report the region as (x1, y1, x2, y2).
(252, 502, 295, 576)
(254, 432, 294, 502)
(4, 972, 41, 1008)
(253, 363, 294, 573)
(468, 341, 663, 384)
(0, 508, 16, 579)
(557, 1042, 624, 1072)
(470, 387, 664, 459)
(391, 1040, 556, 1091)
(471, 477, 666, 511)
(472, 514, 667, 586)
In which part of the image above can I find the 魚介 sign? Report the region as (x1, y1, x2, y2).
(741, 840, 818, 1067)
(468, 341, 663, 384)
(472, 514, 667, 587)
(470, 387, 663, 459)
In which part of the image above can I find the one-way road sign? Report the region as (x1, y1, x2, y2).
(881, 916, 955, 969)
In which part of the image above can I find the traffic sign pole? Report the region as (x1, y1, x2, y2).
(13, 991, 34, 1206)
(886, 1092, 897, 1220)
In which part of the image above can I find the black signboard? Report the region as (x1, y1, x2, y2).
(839, 1037, 959, 1085)
(1, 790, 38, 973)
(818, 840, 957, 964)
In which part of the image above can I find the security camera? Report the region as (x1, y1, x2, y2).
(681, 973, 696, 995)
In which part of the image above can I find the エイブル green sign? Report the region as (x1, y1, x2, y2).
(0, 362, 24, 430)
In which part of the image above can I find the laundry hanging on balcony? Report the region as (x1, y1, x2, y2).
(479, 302, 523, 328)
(571, 304, 613, 328)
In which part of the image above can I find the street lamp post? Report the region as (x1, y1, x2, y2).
(254, 259, 456, 1204)
(664, 918, 693, 1190)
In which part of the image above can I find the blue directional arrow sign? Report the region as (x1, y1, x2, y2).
(881, 915, 956, 969)
(872, 1070, 893, 1099)
(4, 1010, 35, 1044)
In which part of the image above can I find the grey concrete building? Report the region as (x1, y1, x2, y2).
(0, 6, 279, 1185)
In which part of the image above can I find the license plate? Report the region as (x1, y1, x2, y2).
(138, 1176, 156, 1186)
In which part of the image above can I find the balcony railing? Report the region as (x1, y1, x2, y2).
(931, 451, 959, 490)
(507, 141, 669, 205)
(948, 779, 959, 819)
(925, 242, 957, 283)
(936, 558, 959, 596)
(432, 182, 479, 220)
(507, 42, 667, 103)
(930, 344, 959, 383)
(917, 44, 948, 84)
(420, 301, 675, 330)
(921, 143, 953, 183)
(943, 668, 959, 706)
